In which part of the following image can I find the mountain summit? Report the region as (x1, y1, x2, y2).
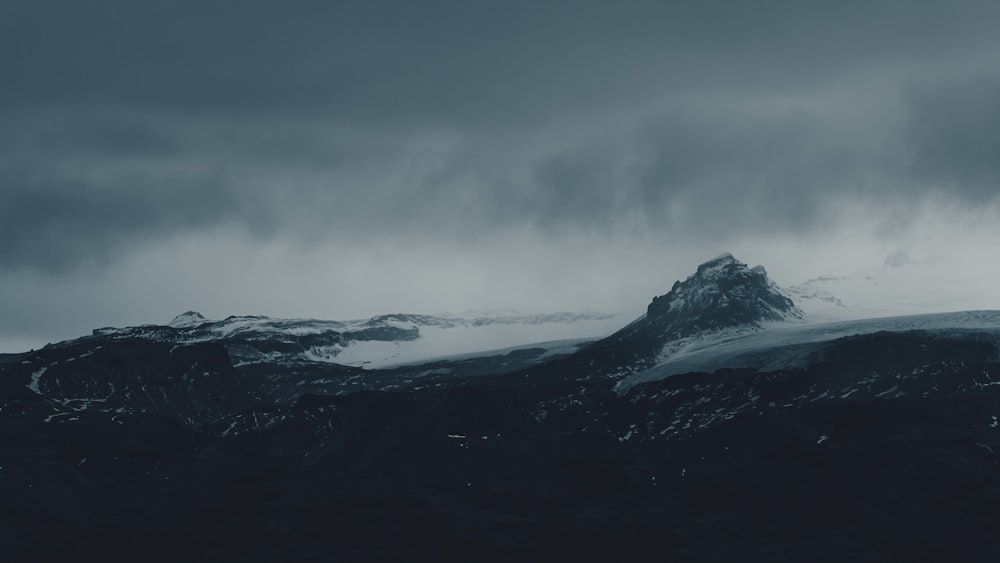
(578, 253, 801, 372)
(645, 252, 801, 335)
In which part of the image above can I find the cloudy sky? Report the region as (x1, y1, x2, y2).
(3, 0, 1000, 351)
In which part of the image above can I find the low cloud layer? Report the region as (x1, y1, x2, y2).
(3, 1, 1000, 350)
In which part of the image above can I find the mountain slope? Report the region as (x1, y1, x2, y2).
(621, 310, 1000, 390)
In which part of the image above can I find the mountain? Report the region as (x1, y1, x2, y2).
(4, 253, 1000, 560)
(642, 253, 802, 329)
(564, 252, 803, 378)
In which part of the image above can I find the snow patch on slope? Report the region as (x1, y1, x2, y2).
(27, 367, 47, 394)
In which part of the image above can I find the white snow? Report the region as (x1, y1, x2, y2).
(312, 317, 623, 369)
(27, 367, 47, 394)
(44, 412, 69, 423)
(221, 418, 243, 437)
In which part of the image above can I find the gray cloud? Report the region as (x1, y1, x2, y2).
(903, 74, 1000, 202)
(5, 1, 998, 119)
(0, 156, 236, 272)
(3, 1, 1000, 348)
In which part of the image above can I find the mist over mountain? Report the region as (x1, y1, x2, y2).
(4, 252, 1000, 560)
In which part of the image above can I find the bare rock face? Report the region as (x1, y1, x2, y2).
(645, 252, 801, 337)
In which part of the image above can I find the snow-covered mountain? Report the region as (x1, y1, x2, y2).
(567, 253, 804, 377)
(588, 252, 1000, 389)
(645, 252, 803, 328)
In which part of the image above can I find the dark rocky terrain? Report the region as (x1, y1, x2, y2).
(3, 255, 1000, 561)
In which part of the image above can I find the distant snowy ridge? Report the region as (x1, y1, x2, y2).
(784, 252, 1000, 322)
(93, 309, 625, 368)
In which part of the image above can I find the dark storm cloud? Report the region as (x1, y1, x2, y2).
(628, 101, 897, 235)
(0, 157, 236, 272)
(5, 1, 997, 119)
(0, 111, 181, 157)
(530, 145, 626, 233)
(3, 0, 1000, 273)
(903, 74, 1000, 202)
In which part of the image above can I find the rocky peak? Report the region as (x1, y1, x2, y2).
(577, 253, 803, 374)
(694, 252, 739, 276)
(646, 253, 801, 336)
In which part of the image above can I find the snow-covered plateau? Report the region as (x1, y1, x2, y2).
(94, 309, 626, 369)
